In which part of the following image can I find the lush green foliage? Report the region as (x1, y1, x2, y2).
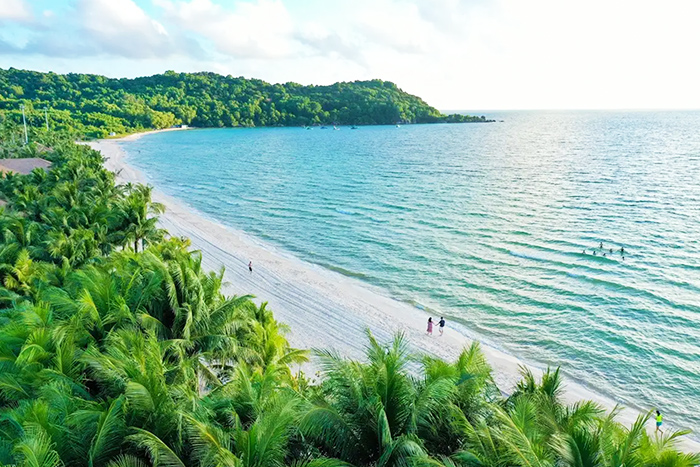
(0, 127, 696, 467)
(0, 68, 490, 138)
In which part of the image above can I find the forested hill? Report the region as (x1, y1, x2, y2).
(0, 68, 489, 138)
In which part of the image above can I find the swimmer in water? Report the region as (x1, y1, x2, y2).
(603, 253, 606, 257)
(593, 251, 597, 256)
(620, 247, 625, 255)
(582, 249, 586, 254)
(600, 242, 603, 249)
(609, 248, 613, 254)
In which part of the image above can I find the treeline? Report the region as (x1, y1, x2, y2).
(0, 68, 490, 138)
(0, 125, 697, 467)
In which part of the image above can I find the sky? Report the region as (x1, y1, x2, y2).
(0, 0, 699, 110)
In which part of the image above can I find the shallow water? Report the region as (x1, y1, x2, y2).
(126, 111, 700, 434)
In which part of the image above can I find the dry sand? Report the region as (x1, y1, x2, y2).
(87, 130, 699, 450)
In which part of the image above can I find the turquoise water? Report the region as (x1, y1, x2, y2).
(126, 111, 700, 434)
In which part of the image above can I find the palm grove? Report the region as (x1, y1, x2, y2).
(0, 68, 490, 139)
(0, 122, 698, 467)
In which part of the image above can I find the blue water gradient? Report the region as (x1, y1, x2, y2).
(125, 110, 700, 434)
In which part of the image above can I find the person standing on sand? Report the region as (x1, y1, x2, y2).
(655, 410, 663, 434)
(439, 317, 446, 336)
(248, 261, 253, 273)
(426, 317, 433, 335)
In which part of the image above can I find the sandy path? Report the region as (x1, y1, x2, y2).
(86, 131, 699, 450)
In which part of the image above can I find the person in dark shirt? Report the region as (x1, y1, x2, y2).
(439, 317, 446, 336)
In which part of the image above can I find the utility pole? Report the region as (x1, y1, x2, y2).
(44, 107, 49, 131)
(20, 104, 28, 144)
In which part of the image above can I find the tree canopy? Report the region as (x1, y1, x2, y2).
(0, 68, 491, 138)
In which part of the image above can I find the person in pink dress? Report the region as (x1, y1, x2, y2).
(426, 317, 434, 335)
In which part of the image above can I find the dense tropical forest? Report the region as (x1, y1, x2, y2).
(0, 68, 490, 138)
(0, 122, 697, 467)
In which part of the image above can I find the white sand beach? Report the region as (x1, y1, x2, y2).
(88, 131, 699, 450)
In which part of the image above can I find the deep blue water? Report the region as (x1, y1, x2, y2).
(126, 111, 700, 433)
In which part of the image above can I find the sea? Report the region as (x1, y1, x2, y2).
(125, 110, 700, 435)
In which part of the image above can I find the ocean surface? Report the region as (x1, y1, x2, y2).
(125, 111, 700, 434)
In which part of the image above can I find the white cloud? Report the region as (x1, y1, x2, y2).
(155, 0, 296, 58)
(0, 0, 198, 59)
(0, 0, 32, 22)
(79, 0, 177, 58)
(294, 22, 365, 63)
(357, 1, 434, 54)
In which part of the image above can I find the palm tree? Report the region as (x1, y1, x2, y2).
(300, 331, 451, 467)
(81, 329, 184, 457)
(0, 248, 49, 297)
(419, 343, 500, 457)
(117, 184, 165, 253)
(1, 214, 46, 258)
(12, 425, 62, 467)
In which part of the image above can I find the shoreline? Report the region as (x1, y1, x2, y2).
(88, 129, 699, 451)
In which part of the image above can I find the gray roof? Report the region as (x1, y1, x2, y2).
(0, 158, 52, 175)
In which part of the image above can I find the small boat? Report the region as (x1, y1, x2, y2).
(333, 126, 339, 130)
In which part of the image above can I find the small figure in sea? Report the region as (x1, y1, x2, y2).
(439, 317, 446, 336)
(620, 246, 625, 255)
(600, 242, 604, 249)
(593, 251, 597, 256)
(603, 253, 606, 257)
(426, 317, 434, 336)
(248, 261, 253, 273)
(609, 248, 613, 254)
(655, 410, 663, 434)
(622, 255, 625, 260)
(582, 249, 586, 254)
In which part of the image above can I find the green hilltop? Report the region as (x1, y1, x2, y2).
(0, 68, 489, 138)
